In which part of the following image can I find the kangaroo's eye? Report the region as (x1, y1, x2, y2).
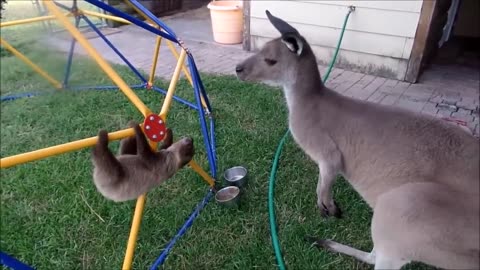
(264, 58, 277, 66)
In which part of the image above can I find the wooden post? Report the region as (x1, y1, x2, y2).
(242, 0, 251, 51)
(404, 0, 438, 83)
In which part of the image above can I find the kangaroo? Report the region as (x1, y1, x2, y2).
(91, 121, 194, 202)
(236, 10, 479, 270)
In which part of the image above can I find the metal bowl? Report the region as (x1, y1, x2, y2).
(215, 186, 241, 208)
(223, 166, 248, 188)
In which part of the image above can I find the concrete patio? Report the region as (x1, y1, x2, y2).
(48, 6, 479, 137)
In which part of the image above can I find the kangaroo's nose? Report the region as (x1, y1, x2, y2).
(235, 65, 244, 73)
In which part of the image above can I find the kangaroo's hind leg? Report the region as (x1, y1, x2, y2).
(372, 182, 479, 270)
(306, 236, 376, 265)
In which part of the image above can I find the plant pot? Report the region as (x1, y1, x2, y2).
(207, 1, 244, 45)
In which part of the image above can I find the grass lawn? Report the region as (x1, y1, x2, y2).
(1, 2, 435, 270)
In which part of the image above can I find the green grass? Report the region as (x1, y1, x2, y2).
(1, 3, 436, 270)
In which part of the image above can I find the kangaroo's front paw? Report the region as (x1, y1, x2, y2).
(318, 200, 342, 218)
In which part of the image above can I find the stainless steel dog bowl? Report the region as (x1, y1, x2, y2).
(215, 186, 241, 208)
(223, 166, 248, 187)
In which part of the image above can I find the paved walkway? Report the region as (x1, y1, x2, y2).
(48, 7, 479, 137)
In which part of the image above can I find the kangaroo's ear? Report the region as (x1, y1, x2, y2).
(265, 10, 304, 56)
(266, 10, 299, 35)
(281, 33, 304, 56)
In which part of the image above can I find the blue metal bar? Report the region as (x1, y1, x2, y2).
(83, 0, 178, 43)
(187, 53, 211, 111)
(194, 85, 217, 177)
(63, 16, 81, 87)
(188, 56, 217, 178)
(80, 15, 147, 83)
(151, 86, 198, 111)
(129, 84, 147, 89)
(188, 54, 212, 113)
(0, 251, 35, 270)
(1, 92, 43, 102)
(68, 84, 145, 91)
(199, 80, 212, 113)
(193, 94, 216, 177)
(187, 54, 217, 169)
(209, 116, 217, 165)
(127, 0, 177, 39)
(150, 189, 214, 270)
(189, 57, 217, 166)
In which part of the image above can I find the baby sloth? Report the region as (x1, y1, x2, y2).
(91, 121, 194, 202)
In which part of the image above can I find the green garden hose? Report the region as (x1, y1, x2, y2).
(268, 7, 355, 270)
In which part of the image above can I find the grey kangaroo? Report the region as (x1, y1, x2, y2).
(236, 10, 479, 270)
(91, 121, 194, 202)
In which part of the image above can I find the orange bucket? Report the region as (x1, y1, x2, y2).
(207, 1, 244, 44)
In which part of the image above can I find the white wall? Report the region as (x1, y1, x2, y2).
(249, 0, 423, 80)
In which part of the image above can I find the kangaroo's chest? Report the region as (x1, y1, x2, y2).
(288, 114, 329, 163)
(284, 90, 343, 162)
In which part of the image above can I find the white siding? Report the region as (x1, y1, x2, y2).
(300, 1, 423, 13)
(249, 0, 423, 80)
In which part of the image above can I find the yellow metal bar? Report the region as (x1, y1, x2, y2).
(122, 194, 146, 270)
(124, 0, 172, 86)
(43, 0, 151, 117)
(122, 0, 193, 90)
(0, 38, 62, 89)
(81, 9, 131, 25)
(121, 138, 157, 270)
(0, 127, 136, 169)
(148, 36, 162, 86)
(166, 41, 193, 85)
(0, 13, 71, 28)
(124, 0, 210, 112)
(159, 49, 187, 117)
(166, 41, 209, 111)
(188, 160, 215, 187)
(79, 6, 177, 267)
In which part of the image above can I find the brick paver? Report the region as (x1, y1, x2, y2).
(402, 84, 435, 100)
(394, 96, 427, 113)
(45, 8, 479, 137)
(421, 102, 439, 117)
